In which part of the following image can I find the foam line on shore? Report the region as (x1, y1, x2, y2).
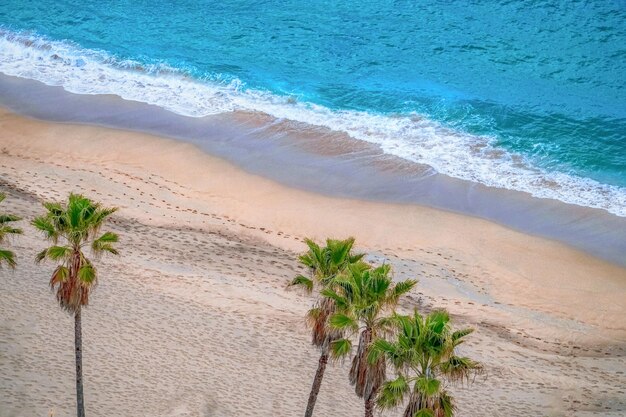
(1, 29, 624, 216)
(1, 74, 625, 266)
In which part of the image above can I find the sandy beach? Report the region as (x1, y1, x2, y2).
(0, 108, 625, 416)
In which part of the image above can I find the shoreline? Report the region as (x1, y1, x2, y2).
(1, 73, 625, 267)
(1, 108, 625, 416)
(1, 107, 624, 325)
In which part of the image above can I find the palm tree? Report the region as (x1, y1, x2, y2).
(0, 193, 22, 268)
(289, 237, 365, 417)
(32, 193, 119, 417)
(325, 263, 417, 417)
(370, 310, 482, 417)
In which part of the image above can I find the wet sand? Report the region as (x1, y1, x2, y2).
(0, 109, 625, 416)
(1, 73, 625, 267)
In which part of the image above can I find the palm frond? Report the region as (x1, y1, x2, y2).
(451, 328, 474, 346)
(330, 338, 352, 358)
(349, 252, 365, 263)
(0, 248, 17, 268)
(392, 279, 418, 300)
(328, 237, 354, 265)
(305, 306, 322, 323)
(439, 356, 482, 384)
(415, 376, 441, 397)
(303, 238, 320, 256)
(329, 313, 359, 331)
(31, 216, 58, 241)
(436, 390, 455, 417)
(35, 248, 49, 263)
(376, 375, 409, 410)
(0, 225, 23, 235)
(0, 193, 22, 262)
(377, 314, 403, 334)
(320, 287, 347, 308)
(92, 231, 118, 244)
(0, 194, 22, 264)
(0, 225, 22, 245)
(92, 231, 119, 256)
(367, 338, 394, 365)
(0, 214, 22, 224)
(288, 274, 314, 292)
(427, 310, 450, 335)
(78, 259, 97, 284)
(45, 246, 72, 261)
(49, 265, 69, 287)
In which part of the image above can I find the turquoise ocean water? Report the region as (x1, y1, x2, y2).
(1, 1, 625, 215)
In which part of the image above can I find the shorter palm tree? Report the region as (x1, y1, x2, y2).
(0, 192, 23, 268)
(289, 237, 364, 417)
(370, 310, 482, 417)
(33, 193, 119, 417)
(325, 263, 417, 417)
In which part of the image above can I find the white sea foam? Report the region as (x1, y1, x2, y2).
(1, 30, 624, 216)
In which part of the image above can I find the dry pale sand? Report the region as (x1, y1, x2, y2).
(0, 108, 625, 417)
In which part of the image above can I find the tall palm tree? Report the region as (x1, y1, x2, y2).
(0, 192, 22, 268)
(370, 310, 482, 417)
(289, 237, 365, 417)
(326, 263, 417, 417)
(32, 193, 119, 417)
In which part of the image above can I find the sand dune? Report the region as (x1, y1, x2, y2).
(0, 109, 625, 416)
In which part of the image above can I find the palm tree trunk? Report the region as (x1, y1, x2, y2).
(364, 392, 375, 417)
(75, 307, 86, 417)
(304, 349, 329, 417)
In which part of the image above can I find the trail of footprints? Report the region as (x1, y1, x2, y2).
(0, 150, 625, 416)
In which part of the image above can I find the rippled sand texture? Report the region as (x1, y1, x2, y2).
(0, 110, 625, 417)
